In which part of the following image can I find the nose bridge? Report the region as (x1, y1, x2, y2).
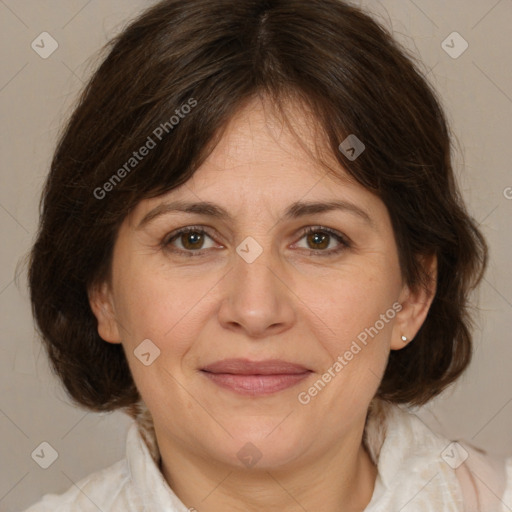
(233, 233, 283, 301)
(236, 235, 278, 291)
(217, 233, 295, 335)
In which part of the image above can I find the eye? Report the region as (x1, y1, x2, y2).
(162, 226, 218, 256)
(162, 225, 351, 257)
(294, 226, 351, 256)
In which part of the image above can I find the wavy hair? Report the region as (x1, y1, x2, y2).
(28, 0, 487, 412)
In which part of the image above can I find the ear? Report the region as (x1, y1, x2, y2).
(391, 254, 437, 350)
(88, 281, 122, 344)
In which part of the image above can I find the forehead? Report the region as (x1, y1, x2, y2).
(127, 95, 383, 225)
(194, 96, 341, 180)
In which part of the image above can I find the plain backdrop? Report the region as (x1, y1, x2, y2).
(0, 1, 511, 510)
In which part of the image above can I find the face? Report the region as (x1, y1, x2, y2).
(90, 96, 430, 471)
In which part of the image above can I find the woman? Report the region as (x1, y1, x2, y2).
(24, 0, 512, 510)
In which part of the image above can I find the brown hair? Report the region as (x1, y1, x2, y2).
(28, 0, 487, 412)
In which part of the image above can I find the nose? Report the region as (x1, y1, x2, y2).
(217, 240, 296, 339)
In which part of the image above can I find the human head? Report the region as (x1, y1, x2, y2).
(28, 0, 486, 422)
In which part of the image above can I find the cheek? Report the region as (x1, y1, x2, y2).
(112, 258, 215, 356)
(297, 284, 398, 412)
(294, 260, 401, 377)
(298, 260, 400, 328)
(111, 267, 208, 404)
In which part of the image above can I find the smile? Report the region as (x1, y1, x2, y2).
(200, 371, 312, 395)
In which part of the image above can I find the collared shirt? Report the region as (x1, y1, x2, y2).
(23, 400, 512, 511)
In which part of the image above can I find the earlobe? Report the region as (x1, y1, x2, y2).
(88, 281, 122, 344)
(391, 254, 437, 350)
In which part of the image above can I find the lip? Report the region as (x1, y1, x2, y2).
(200, 358, 312, 396)
(201, 358, 310, 375)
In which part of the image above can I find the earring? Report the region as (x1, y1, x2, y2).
(401, 335, 408, 342)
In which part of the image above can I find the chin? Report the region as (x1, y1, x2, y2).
(209, 423, 308, 470)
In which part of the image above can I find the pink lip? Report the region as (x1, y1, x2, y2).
(200, 359, 312, 396)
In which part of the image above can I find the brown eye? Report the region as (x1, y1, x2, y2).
(162, 225, 349, 258)
(296, 226, 350, 256)
(163, 227, 217, 255)
(306, 231, 330, 250)
(179, 231, 205, 250)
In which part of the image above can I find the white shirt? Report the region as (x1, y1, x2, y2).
(24, 401, 512, 511)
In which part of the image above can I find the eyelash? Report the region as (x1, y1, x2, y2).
(161, 225, 351, 258)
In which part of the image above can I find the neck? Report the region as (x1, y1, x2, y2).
(157, 420, 378, 512)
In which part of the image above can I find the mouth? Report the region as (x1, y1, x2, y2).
(200, 358, 313, 396)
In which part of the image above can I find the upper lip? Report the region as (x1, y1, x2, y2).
(201, 358, 311, 375)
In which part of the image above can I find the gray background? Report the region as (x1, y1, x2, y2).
(1, 1, 511, 510)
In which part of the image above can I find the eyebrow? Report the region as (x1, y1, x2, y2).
(137, 199, 374, 229)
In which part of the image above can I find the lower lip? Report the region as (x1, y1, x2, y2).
(201, 371, 312, 396)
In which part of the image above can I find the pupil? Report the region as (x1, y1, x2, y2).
(309, 232, 328, 249)
(184, 232, 203, 249)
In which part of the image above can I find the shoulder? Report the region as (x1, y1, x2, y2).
(21, 420, 175, 512)
(22, 458, 134, 512)
(364, 401, 512, 511)
(504, 457, 512, 508)
(454, 441, 512, 512)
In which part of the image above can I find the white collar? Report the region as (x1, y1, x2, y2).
(363, 400, 463, 511)
(125, 399, 465, 511)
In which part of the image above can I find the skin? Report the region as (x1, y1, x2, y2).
(90, 95, 436, 512)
